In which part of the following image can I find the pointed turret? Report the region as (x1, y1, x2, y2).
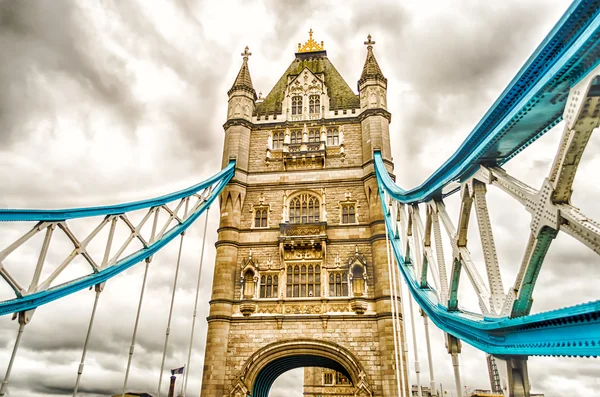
(228, 46, 257, 99)
(223, 46, 256, 172)
(358, 35, 387, 87)
(357, 34, 391, 163)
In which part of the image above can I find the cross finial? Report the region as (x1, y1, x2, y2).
(309, 28, 313, 40)
(364, 34, 375, 48)
(241, 46, 252, 60)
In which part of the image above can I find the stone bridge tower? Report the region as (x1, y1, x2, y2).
(201, 31, 407, 397)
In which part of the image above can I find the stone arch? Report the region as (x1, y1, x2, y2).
(236, 339, 372, 397)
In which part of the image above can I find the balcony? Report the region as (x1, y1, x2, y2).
(282, 141, 326, 170)
(279, 222, 327, 256)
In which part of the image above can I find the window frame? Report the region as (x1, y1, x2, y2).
(272, 131, 284, 149)
(290, 130, 302, 144)
(289, 193, 320, 224)
(341, 203, 356, 224)
(252, 206, 269, 228)
(259, 273, 279, 298)
(308, 128, 319, 143)
(328, 270, 349, 297)
(327, 127, 339, 146)
(291, 96, 302, 115)
(309, 94, 320, 114)
(286, 264, 321, 298)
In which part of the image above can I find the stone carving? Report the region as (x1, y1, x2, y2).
(285, 304, 321, 314)
(286, 227, 321, 236)
(283, 247, 322, 259)
(329, 304, 350, 313)
(257, 304, 281, 314)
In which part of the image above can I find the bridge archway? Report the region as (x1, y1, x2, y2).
(231, 339, 373, 397)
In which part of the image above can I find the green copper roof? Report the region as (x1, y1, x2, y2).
(255, 51, 359, 116)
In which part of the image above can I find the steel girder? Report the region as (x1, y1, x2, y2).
(0, 161, 235, 316)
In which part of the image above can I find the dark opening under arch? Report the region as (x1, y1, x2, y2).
(252, 355, 352, 397)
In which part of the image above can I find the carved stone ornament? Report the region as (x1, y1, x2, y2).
(239, 301, 257, 317)
(229, 378, 249, 397)
(350, 298, 368, 315)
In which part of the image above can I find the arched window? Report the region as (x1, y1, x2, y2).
(291, 96, 302, 115)
(290, 130, 301, 144)
(329, 271, 348, 297)
(287, 264, 320, 297)
(289, 193, 320, 223)
(308, 128, 319, 143)
(272, 132, 284, 149)
(260, 274, 278, 298)
(341, 204, 356, 224)
(309, 95, 320, 113)
(327, 127, 339, 145)
(254, 208, 267, 228)
(351, 263, 365, 297)
(243, 269, 255, 299)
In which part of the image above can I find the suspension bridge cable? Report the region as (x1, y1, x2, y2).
(409, 294, 423, 396)
(74, 216, 117, 396)
(388, 200, 408, 396)
(389, 230, 407, 396)
(0, 315, 26, 397)
(122, 259, 151, 397)
(384, 203, 403, 397)
(123, 207, 160, 397)
(73, 289, 101, 396)
(183, 205, 210, 396)
(422, 314, 436, 394)
(157, 199, 189, 397)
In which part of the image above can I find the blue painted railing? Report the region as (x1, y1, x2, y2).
(385, 0, 600, 203)
(376, 152, 600, 357)
(0, 161, 235, 315)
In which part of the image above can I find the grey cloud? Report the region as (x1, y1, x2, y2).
(0, 1, 141, 145)
(0, 0, 597, 396)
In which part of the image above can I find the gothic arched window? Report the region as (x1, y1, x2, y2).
(329, 271, 348, 297)
(287, 264, 320, 297)
(273, 131, 284, 149)
(308, 128, 319, 143)
(289, 193, 320, 224)
(260, 274, 278, 298)
(291, 96, 302, 115)
(309, 95, 320, 114)
(341, 203, 356, 224)
(254, 208, 268, 228)
(290, 130, 301, 144)
(243, 269, 255, 299)
(327, 127, 339, 145)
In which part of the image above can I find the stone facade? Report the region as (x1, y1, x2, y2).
(200, 32, 408, 397)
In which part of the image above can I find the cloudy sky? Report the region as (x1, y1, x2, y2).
(1, 0, 599, 396)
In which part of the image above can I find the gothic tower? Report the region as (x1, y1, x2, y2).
(201, 31, 407, 397)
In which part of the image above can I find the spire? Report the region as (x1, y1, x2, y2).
(228, 46, 257, 99)
(359, 34, 387, 87)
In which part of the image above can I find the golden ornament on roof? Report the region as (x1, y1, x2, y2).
(297, 29, 325, 53)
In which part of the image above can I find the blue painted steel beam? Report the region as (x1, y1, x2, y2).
(375, 152, 600, 357)
(0, 162, 235, 315)
(386, 0, 600, 203)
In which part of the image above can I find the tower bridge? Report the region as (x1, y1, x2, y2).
(1, 1, 600, 396)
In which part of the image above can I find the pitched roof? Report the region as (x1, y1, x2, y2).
(228, 52, 257, 99)
(255, 51, 359, 116)
(358, 46, 386, 87)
